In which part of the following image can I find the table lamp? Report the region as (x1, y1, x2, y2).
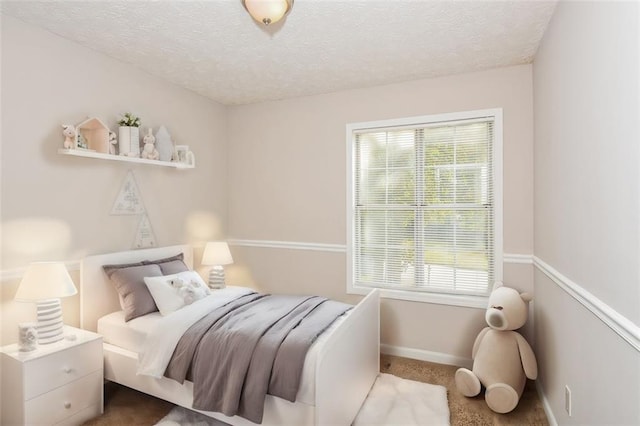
(14, 262, 77, 344)
(201, 242, 234, 289)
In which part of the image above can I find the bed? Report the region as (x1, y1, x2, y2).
(80, 245, 380, 425)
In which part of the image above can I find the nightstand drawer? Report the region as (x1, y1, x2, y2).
(23, 339, 102, 400)
(24, 370, 102, 425)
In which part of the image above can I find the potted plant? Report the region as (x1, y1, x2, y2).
(118, 112, 141, 157)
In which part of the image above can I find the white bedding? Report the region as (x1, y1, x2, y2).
(139, 286, 256, 378)
(98, 310, 161, 353)
(97, 286, 348, 406)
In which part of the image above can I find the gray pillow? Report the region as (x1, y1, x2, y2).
(156, 259, 189, 275)
(110, 264, 163, 321)
(103, 261, 144, 278)
(142, 253, 188, 275)
(143, 253, 184, 264)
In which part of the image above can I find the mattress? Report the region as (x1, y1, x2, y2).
(98, 310, 160, 354)
(97, 297, 348, 406)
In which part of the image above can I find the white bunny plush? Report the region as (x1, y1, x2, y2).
(141, 128, 160, 160)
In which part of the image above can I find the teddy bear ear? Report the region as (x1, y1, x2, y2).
(520, 292, 533, 302)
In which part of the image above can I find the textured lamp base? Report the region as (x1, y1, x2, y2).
(36, 298, 64, 344)
(208, 266, 226, 290)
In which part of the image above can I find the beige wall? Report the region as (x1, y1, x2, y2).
(0, 16, 227, 344)
(533, 1, 639, 424)
(227, 65, 535, 359)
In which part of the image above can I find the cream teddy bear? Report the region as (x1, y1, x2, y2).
(455, 282, 538, 413)
(62, 125, 76, 149)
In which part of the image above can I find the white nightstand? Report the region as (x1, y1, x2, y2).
(1, 326, 103, 426)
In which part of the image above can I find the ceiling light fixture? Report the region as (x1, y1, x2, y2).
(242, 0, 294, 26)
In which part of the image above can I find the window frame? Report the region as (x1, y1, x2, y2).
(346, 108, 503, 308)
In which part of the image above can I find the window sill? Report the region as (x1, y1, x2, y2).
(348, 285, 489, 309)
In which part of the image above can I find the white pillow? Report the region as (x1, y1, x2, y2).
(143, 271, 211, 316)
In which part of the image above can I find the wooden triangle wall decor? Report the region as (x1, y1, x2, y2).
(133, 214, 157, 249)
(111, 170, 145, 215)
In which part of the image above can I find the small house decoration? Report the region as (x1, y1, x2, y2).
(118, 112, 141, 157)
(75, 117, 110, 153)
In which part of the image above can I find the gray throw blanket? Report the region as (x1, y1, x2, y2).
(164, 292, 352, 424)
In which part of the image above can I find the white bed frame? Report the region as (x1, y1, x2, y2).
(80, 245, 380, 426)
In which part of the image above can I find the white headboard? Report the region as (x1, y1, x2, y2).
(80, 245, 193, 332)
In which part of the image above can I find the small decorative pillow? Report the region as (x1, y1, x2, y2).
(143, 270, 211, 316)
(109, 264, 163, 321)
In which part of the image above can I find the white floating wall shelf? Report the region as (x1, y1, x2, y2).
(58, 149, 194, 169)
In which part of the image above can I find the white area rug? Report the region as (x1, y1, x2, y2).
(155, 373, 449, 426)
(353, 373, 449, 425)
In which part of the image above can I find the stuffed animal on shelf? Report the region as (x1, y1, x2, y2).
(455, 282, 538, 414)
(141, 128, 160, 160)
(62, 124, 76, 149)
(108, 131, 117, 155)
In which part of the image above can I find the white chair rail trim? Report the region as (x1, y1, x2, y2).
(503, 253, 534, 264)
(533, 256, 640, 352)
(2, 244, 635, 354)
(227, 239, 347, 252)
(229, 240, 638, 351)
(229, 239, 534, 262)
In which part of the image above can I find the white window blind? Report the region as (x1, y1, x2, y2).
(349, 111, 500, 299)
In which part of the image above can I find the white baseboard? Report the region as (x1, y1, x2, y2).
(380, 343, 473, 369)
(536, 381, 558, 426)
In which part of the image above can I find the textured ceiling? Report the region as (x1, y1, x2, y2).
(1, 0, 557, 105)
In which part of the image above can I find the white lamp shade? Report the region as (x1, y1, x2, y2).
(243, 0, 293, 25)
(15, 262, 77, 301)
(201, 242, 234, 266)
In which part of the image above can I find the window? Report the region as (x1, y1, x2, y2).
(347, 109, 502, 307)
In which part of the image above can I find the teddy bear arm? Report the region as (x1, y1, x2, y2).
(472, 327, 491, 359)
(515, 333, 538, 380)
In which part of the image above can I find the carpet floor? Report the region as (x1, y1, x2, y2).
(83, 354, 548, 426)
